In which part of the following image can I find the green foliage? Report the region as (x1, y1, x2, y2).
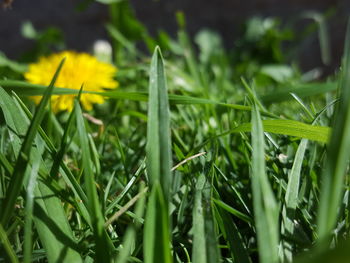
(0, 2, 349, 263)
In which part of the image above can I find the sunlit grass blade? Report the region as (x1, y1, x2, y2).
(251, 102, 279, 263)
(74, 99, 114, 262)
(192, 119, 329, 153)
(281, 138, 308, 261)
(0, 58, 65, 227)
(144, 46, 172, 263)
(146, 46, 172, 197)
(0, 79, 79, 95)
(317, 19, 350, 241)
(192, 174, 221, 263)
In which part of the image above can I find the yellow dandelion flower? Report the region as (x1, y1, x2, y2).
(24, 51, 118, 112)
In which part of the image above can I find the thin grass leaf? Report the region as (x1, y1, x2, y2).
(0, 80, 79, 95)
(251, 102, 279, 263)
(23, 136, 43, 263)
(212, 199, 252, 224)
(106, 23, 140, 56)
(105, 159, 145, 214)
(116, 182, 146, 263)
(144, 183, 172, 263)
(213, 204, 252, 263)
(192, 174, 208, 263)
(193, 119, 329, 154)
(192, 174, 221, 263)
(0, 223, 19, 263)
(144, 46, 172, 263)
(74, 100, 114, 262)
(317, 19, 350, 241)
(146, 46, 172, 197)
(282, 138, 308, 261)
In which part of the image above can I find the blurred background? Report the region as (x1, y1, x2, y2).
(0, 0, 349, 76)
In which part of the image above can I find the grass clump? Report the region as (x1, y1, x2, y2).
(0, 2, 350, 263)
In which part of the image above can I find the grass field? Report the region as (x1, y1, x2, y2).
(1, 2, 350, 263)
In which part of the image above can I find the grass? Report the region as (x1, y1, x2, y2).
(0, 2, 350, 263)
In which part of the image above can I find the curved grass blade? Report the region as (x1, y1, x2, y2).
(0, 84, 83, 262)
(11, 92, 91, 227)
(193, 119, 329, 154)
(0, 58, 65, 227)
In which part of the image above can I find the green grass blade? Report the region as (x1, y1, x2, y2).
(192, 174, 208, 263)
(282, 138, 308, 261)
(144, 46, 172, 263)
(144, 183, 172, 263)
(74, 100, 114, 262)
(23, 136, 43, 263)
(0, 84, 83, 262)
(116, 182, 146, 263)
(213, 204, 252, 263)
(11, 93, 91, 226)
(0, 58, 65, 227)
(212, 199, 252, 224)
(0, 79, 79, 95)
(317, 19, 350, 241)
(251, 103, 279, 263)
(33, 173, 82, 263)
(146, 46, 172, 196)
(0, 223, 19, 263)
(192, 174, 221, 263)
(193, 119, 329, 153)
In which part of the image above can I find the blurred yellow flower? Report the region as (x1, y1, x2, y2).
(24, 51, 118, 112)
